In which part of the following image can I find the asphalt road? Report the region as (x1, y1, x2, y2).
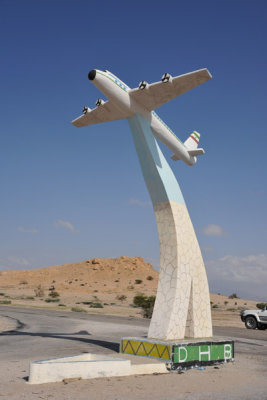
(0, 306, 150, 362)
(0, 306, 266, 400)
(1, 305, 267, 360)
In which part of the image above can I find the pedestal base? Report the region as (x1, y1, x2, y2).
(120, 337, 234, 369)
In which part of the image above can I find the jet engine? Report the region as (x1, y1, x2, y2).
(161, 73, 172, 83)
(82, 106, 91, 114)
(96, 98, 105, 106)
(138, 81, 149, 90)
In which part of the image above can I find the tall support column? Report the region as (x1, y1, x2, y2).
(128, 114, 212, 340)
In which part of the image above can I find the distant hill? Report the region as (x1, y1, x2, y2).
(0, 257, 257, 326)
(0, 256, 158, 294)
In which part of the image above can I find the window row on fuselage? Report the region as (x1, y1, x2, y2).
(106, 71, 129, 91)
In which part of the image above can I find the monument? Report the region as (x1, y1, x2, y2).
(72, 68, 234, 369)
(128, 114, 212, 340)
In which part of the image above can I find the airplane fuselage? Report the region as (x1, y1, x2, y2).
(89, 70, 196, 166)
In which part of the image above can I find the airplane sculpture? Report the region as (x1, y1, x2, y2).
(72, 68, 212, 166)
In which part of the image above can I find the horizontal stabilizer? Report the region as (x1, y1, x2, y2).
(171, 154, 180, 161)
(188, 148, 205, 156)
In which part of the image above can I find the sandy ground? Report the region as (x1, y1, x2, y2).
(0, 355, 266, 400)
(26, 356, 267, 400)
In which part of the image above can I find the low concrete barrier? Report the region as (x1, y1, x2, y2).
(29, 353, 167, 384)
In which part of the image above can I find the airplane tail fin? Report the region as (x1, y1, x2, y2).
(184, 131, 200, 149)
(171, 130, 205, 161)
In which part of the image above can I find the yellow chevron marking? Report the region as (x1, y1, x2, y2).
(121, 339, 171, 361)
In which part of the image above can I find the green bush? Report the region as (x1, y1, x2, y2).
(89, 302, 103, 308)
(25, 296, 35, 300)
(228, 293, 239, 299)
(71, 307, 87, 312)
(45, 298, 60, 303)
(135, 279, 143, 284)
(256, 303, 267, 309)
(146, 276, 153, 281)
(58, 304, 66, 307)
(49, 291, 60, 298)
(0, 293, 5, 296)
(133, 295, 146, 307)
(0, 300, 11, 304)
(133, 295, 156, 318)
(212, 304, 219, 308)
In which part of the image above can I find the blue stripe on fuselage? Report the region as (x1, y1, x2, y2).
(106, 72, 129, 91)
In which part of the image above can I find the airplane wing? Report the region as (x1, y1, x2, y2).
(129, 68, 212, 112)
(72, 100, 133, 127)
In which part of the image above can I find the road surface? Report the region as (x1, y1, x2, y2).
(0, 306, 266, 400)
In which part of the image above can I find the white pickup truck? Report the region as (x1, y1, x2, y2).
(240, 306, 267, 330)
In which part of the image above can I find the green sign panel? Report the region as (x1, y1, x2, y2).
(173, 341, 234, 364)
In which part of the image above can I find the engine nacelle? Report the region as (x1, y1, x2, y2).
(82, 106, 91, 114)
(96, 98, 105, 107)
(161, 73, 172, 83)
(138, 81, 149, 90)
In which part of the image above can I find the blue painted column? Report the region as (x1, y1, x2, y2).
(128, 115, 185, 208)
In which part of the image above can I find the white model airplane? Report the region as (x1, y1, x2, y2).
(72, 68, 212, 166)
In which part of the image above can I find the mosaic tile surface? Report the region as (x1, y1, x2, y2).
(148, 201, 213, 340)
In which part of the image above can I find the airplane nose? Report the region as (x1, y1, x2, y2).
(88, 70, 96, 81)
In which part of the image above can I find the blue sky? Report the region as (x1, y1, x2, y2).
(1, 0, 266, 300)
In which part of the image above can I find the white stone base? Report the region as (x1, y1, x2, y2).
(28, 353, 168, 384)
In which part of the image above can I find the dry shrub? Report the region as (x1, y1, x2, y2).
(34, 285, 44, 297)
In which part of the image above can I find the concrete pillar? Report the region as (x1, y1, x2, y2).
(128, 114, 212, 340)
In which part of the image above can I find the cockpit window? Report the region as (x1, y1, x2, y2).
(103, 70, 107, 72)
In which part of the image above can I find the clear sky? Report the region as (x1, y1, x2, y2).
(1, 0, 266, 300)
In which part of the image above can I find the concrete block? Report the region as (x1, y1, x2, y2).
(121, 337, 234, 369)
(29, 353, 131, 384)
(28, 353, 168, 384)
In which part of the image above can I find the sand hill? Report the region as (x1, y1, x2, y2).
(0, 256, 258, 325)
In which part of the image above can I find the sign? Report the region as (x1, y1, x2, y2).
(173, 341, 234, 365)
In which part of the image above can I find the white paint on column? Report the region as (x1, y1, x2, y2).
(148, 201, 213, 340)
